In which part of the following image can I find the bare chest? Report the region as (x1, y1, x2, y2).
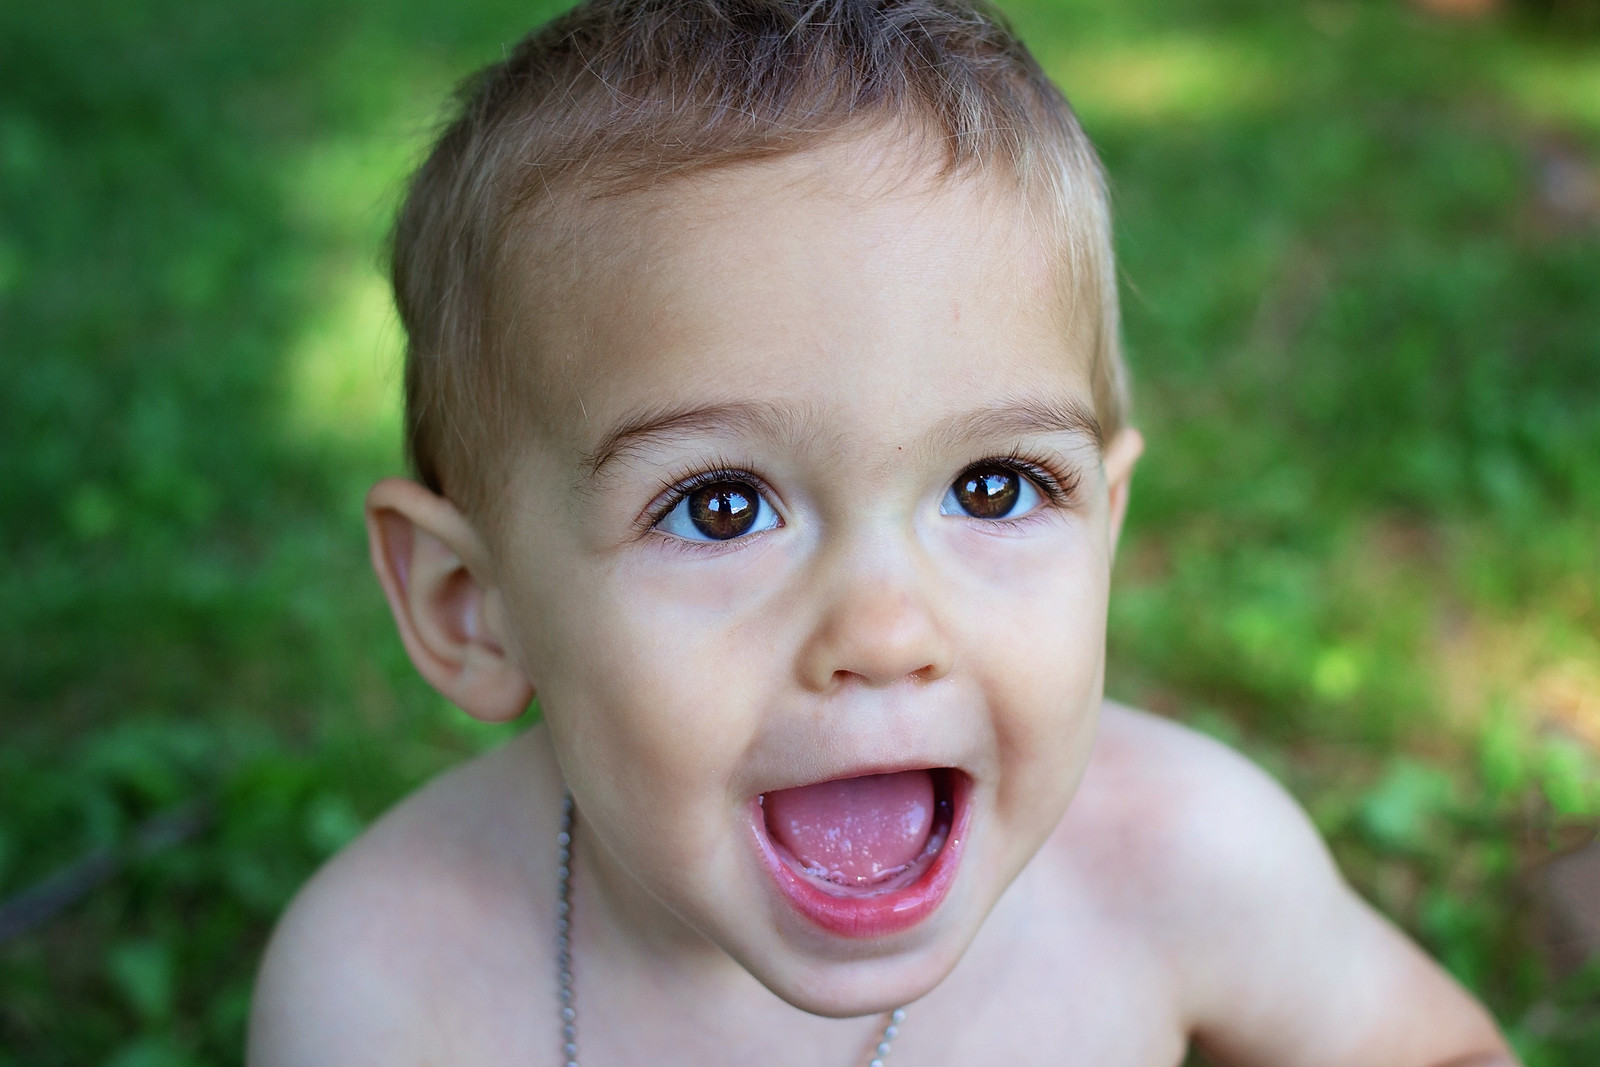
(883, 894, 1189, 1067)
(427, 886, 1187, 1067)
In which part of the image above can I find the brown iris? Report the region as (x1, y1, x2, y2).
(952, 465, 1020, 519)
(687, 480, 760, 540)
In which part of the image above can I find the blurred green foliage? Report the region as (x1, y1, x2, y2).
(1, 0, 1597, 1063)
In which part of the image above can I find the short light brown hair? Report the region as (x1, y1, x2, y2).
(392, 0, 1127, 517)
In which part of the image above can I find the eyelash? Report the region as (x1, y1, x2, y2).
(643, 451, 1081, 521)
(975, 451, 1081, 512)
(641, 451, 1081, 534)
(641, 462, 778, 533)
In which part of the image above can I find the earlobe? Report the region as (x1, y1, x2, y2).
(365, 478, 535, 723)
(1102, 427, 1144, 556)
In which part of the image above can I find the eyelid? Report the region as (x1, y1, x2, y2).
(641, 464, 782, 533)
(967, 451, 1080, 507)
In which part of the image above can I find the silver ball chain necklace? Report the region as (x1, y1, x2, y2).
(555, 791, 909, 1067)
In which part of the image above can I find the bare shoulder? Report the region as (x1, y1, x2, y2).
(1053, 703, 1509, 1067)
(1053, 703, 1342, 964)
(1066, 702, 1335, 893)
(247, 727, 561, 1067)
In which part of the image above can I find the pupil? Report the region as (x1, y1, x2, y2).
(957, 467, 1019, 519)
(688, 480, 759, 540)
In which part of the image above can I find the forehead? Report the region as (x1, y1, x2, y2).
(496, 136, 1095, 456)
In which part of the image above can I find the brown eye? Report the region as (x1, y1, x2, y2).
(947, 465, 1028, 519)
(686, 480, 761, 540)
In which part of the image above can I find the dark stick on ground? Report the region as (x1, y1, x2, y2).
(0, 801, 212, 946)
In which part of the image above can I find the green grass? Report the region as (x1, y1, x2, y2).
(1, 0, 1596, 1063)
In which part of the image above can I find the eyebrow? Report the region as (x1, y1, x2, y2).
(580, 400, 819, 479)
(931, 396, 1104, 453)
(579, 393, 1103, 480)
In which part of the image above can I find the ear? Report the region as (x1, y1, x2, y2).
(365, 477, 534, 723)
(1102, 427, 1144, 558)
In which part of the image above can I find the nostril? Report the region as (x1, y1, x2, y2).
(826, 656, 945, 690)
(798, 582, 954, 690)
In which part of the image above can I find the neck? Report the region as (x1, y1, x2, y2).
(562, 792, 903, 1066)
(573, 796, 751, 987)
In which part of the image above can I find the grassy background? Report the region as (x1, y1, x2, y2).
(1, 0, 1596, 1063)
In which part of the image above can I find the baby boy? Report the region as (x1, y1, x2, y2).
(249, 0, 1517, 1063)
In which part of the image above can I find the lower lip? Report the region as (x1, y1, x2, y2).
(750, 771, 971, 939)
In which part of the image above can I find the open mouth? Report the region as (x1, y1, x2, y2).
(751, 768, 970, 938)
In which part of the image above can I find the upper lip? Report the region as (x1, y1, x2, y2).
(753, 759, 965, 797)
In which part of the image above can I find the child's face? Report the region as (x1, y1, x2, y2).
(488, 138, 1138, 1015)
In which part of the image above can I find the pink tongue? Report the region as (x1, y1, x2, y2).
(765, 770, 935, 884)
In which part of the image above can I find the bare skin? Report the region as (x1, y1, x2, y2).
(249, 134, 1513, 1066)
(250, 709, 1507, 1066)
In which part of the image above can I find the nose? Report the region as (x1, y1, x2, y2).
(796, 566, 954, 692)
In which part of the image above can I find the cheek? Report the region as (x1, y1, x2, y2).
(946, 524, 1110, 811)
(945, 518, 1111, 671)
(513, 544, 791, 860)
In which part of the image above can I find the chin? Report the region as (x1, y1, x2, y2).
(697, 763, 1026, 1017)
(737, 929, 972, 1019)
(728, 845, 1000, 1019)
